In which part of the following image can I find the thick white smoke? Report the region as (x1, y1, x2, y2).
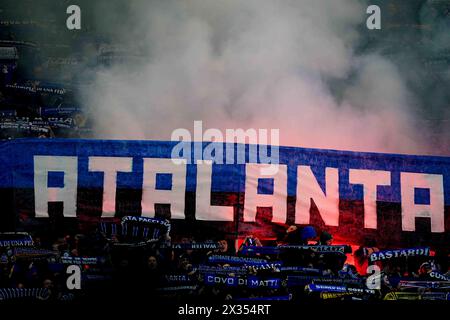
(84, 0, 432, 155)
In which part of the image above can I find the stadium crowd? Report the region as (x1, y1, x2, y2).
(0, 1, 449, 304)
(0, 17, 98, 140)
(0, 217, 449, 302)
(0, 49, 92, 140)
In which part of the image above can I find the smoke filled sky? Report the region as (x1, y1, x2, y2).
(3, 0, 450, 155)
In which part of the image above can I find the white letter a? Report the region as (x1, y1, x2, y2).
(66, 5, 81, 30)
(366, 5, 381, 30)
(66, 265, 81, 290)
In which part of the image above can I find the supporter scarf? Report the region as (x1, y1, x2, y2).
(203, 274, 240, 287)
(157, 285, 198, 292)
(0, 254, 8, 264)
(0, 40, 38, 48)
(0, 288, 49, 301)
(429, 271, 449, 281)
(0, 233, 34, 247)
(165, 274, 195, 284)
(40, 107, 79, 117)
(320, 292, 353, 300)
(101, 216, 170, 246)
(12, 247, 57, 260)
(30, 119, 49, 127)
(307, 284, 347, 293)
(247, 262, 283, 271)
(0, 122, 50, 134)
(289, 275, 365, 288)
(59, 293, 76, 301)
(287, 275, 365, 288)
(307, 284, 376, 295)
(120, 223, 160, 242)
(121, 216, 171, 232)
(5, 83, 66, 95)
(112, 241, 157, 248)
(197, 265, 320, 276)
(195, 265, 248, 276)
(47, 117, 75, 129)
(338, 269, 359, 280)
(279, 245, 350, 254)
(421, 292, 450, 301)
(240, 246, 279, 255)
(85, 274, 112, 281)
(278, 266, 322, 274)
(60, 255, 99, 265)
(242, 245, 350, 255)
(0, 110, 16, 117)
(384, 292, 421, 301)
(247, 276, 281, 289)
(369, 247, 430, 262)
(384, 292, 450, 301)
(312, 277, 365, 287)
(208, 255, 268, 265)
(398, 280, 450, 290)
(163, 242, 223, 250)
(204, 274, 281, 289)
(100, 222, 119, 236)
(0, 47, 17, 59)
(286, 275, 322, 287)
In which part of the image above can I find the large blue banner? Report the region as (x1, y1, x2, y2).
(0, 138, 448, 247)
